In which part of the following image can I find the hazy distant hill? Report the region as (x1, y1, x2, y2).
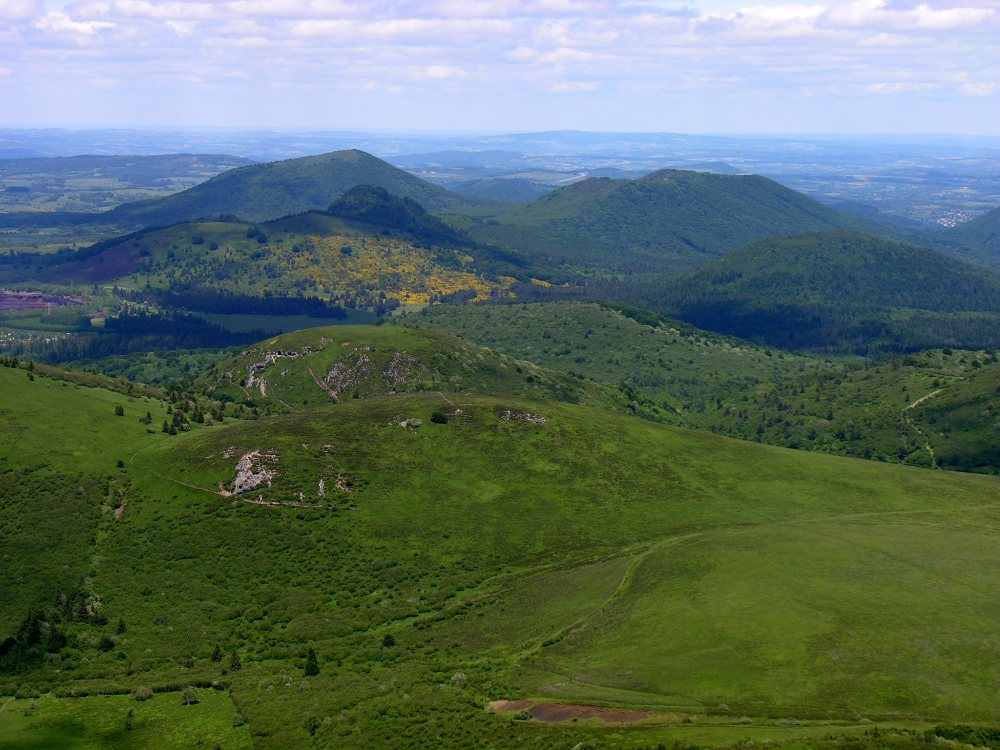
(469, 169, 883, 273)
(0, 153, 253, 218)
(934, 206, 1000, 270)
(100, 149, 477, 227)
(451, 177, 555, 204)
(663, 229, 1000, 353)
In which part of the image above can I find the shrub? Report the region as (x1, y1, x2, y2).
(304, 647, 320, 676)
(132, 686, 153, 701)
(430, 411, 448, 424)
(181, 686, 198, 705)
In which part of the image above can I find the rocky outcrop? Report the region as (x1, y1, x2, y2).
(231, 450, 278, 495)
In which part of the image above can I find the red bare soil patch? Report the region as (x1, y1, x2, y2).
(0, 290, 85, 310)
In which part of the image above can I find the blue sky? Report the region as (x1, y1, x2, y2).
(0, 0, 997, 134)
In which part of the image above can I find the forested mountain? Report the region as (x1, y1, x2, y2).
(467, 169, 886, 273)
(326, 184, 471, 247)
(98, 149, 478, 227)
(659, 230, 1000, 353)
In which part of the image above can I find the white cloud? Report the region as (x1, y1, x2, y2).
(1, 0, 997, 132)
(0, 0, 41, 20)
(819, 0, 994, 31)
(164, 19, 195, 34)
(961, 82, 995, 96)
(866, 81, 940, 93)
(549, 80, 600, 91)
(34, 9, 114, 31)
(112, 0, 215, 19)
(422, 64, 466, 80)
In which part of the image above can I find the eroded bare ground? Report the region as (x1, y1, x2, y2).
(226, 340, 437, 403)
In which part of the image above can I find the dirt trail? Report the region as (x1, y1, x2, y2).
(306, 365, 336, 400)
(149, 470, 330, 511)
(510, 534, 699, 664)
(902, 387, 945, 468)
(905, 388, 944, 411)
(488, 700, 649, 723)
(150, 471, 225, 496)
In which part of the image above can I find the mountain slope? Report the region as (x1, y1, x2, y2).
(398, 300, 829, 411)
(698, 346, 999, 469)
(661, 230, 1000, 353)
(469, 169, 888, 273)
(193, 324, 659, 419)
(910, 358, 1000, 472)
(326, 184, 471, 247)
(6, 360, 1000, 748)
(36, 211, 509, 307)
(101, 149, 477, 227)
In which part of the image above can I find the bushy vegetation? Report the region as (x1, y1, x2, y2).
(190, 323, 658, 420)
(400, 300, 829, 412)
(4, 360, 1000, 747)
(403, 302, 1000, 474)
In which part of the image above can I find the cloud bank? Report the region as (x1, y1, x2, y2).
(0, 0, 996, 133)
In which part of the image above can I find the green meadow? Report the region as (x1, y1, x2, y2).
(4, 345, 1000, 747)
(0, 691, 252, 750)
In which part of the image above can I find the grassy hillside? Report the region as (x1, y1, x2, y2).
(4, 369, 1000, 748)
(401, 302, 1000, 474)
(192, 324, 658, 419)
(662, 230, 1000, 354)
(100, 150, 477, 227)
(468, 169, 884, 273)
(398, 301, 831, 411)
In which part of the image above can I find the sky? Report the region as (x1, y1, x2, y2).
(0, 0, 997, 135)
